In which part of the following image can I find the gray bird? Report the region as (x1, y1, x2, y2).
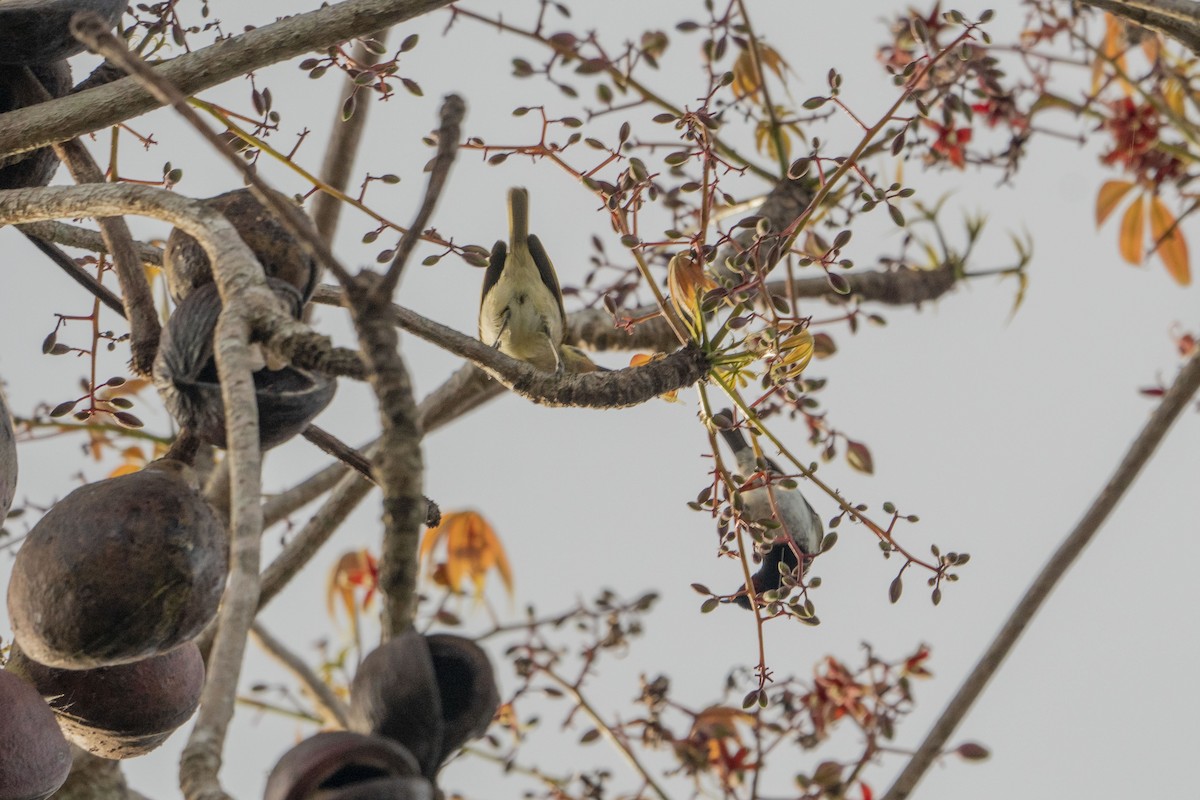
(479, 187, 567, 373)
(715, 411, 823, 609)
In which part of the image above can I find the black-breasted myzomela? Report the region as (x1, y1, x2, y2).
(715, 411, 823, 609)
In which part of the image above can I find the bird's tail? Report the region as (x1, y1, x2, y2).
(507, 186, 530, 244)
(713, 409, 752, 455)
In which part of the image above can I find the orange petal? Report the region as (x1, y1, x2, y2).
(1095, 180, 1135, 227)
(1149, 196, 1191, 286)
(1118, 194, 1146, 265)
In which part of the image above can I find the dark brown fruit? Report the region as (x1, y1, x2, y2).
(349, 630, 499, 779)
(0, 669, 70, 800)
(6, 642, 205, 759)
(154, 280, 336, 450)
(264, 730, 431, 800)
(0, 384, 16, 520)
(425, 634, 500, 759)
(0, 0, 125, 65)
(164, 188, 320, 304)
(0, 61, 71, 190)
(6, 459, 227, 669)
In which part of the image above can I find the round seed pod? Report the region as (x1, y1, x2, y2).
(0, 668, 70, 800)
(5, 642, 205, 759)
(425, 634, 500, 760)
(349, 630, 499, 779)
(264, 731, 432, 800)
(0, 0, 126, 65)
(164, 188, 320, 304)
(6, 459, 227, 669)
(154, 279, 336, 449)
(0, 383, 17, 520)
(0, 61, 71, 191)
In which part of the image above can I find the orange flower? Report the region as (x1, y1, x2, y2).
(326, 549, 379, 643)
(419, 510, 514, 599)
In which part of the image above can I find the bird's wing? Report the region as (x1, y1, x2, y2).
(482, 240, 507, 303)
(526, 233, 567, 324)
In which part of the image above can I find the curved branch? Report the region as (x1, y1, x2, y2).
(0, 0, 456, 161)
(881, 348, 1200, 800)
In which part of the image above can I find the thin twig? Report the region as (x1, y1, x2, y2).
(302, 425, 376, 481)
(379, 92, 464, 294)
(71, 13, 357, 287)
(250, 622, 351, 729)
(881, 349, 1200, 800)
(15, 66, 161, 375)
(0, 0, 457, 161)
(311, 32, 390, 243)
(19, 231, 126, 315)
(260, 467, 376, 610)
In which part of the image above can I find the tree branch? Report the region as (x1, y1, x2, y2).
(1077, 0, 1200, 54)
(0, 0, 456, 162)
(250, 622, 350, 729)
(337, 95, 463, 636)
(311, 33, 390, 243)
(881, 348, 1200, 800)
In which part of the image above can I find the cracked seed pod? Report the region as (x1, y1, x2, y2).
(264, 731, 433, 800)
(0, 668, 70, 800)
(6, 459, 227, 669)
(0, 383, 16, 520)
(425, 634, 501, 759)
(164, 188, 320, 304)
(349, 629, 499, 780)
(0, 0, 125, 65)
(154, 279, 335, 449)
(5, 642, 204, 759)
(0, 61, 70, 190)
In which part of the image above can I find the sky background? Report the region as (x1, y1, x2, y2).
(1, 1, 1198, 799)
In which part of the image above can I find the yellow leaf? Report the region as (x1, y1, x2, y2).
(1095, 180, 1135, 227)
(667, 252, 714, 335)
(731, 43, 789, 102)
(1149, 196, 1191, 285)
(691, 705, 753, 740)
(421, 511, 514, 599)
(731, 47, 761, 101)
(107, 462, 142, 478)
(1163, 77, 1186, 119)
(754, 119, 790, 162)
(1118, 195, 1146, 265)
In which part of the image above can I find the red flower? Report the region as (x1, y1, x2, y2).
(924, 118, 973, 168)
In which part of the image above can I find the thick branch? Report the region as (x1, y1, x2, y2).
(312, 284, 712, 408)
(0, 0, 456, 161)
(1077, 0, 1200, 54)
(16, 219, 163, 265)
(881, 348, 1200, 800)
(0, 185, 360, 380)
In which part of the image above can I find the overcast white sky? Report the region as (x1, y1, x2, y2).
(2, 1, 1198, 798)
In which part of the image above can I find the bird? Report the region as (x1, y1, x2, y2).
(479, 187, 567, 373)
(713, 410, 824, 609)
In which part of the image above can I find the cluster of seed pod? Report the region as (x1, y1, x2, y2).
(265, 629, 500, 799)
(0, 0, 125, 192)
(0, 8, 213, 797)
(154, 188, 335, 449)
